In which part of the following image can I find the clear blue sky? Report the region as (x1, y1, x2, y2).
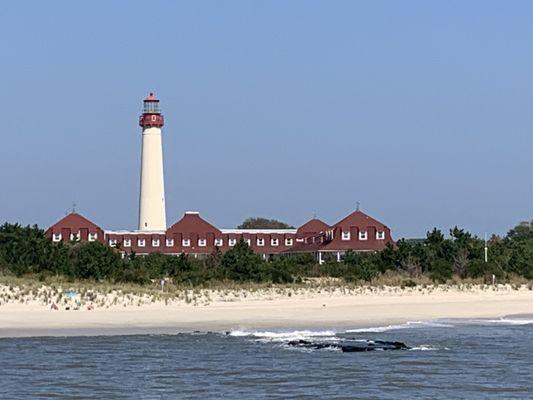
(0, 1, 531, 238)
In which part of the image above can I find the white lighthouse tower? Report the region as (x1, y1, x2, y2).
(138, 93, 167, 231)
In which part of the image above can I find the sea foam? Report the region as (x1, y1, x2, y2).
(346, 320, 453, 333)
(227, 329, 337, 342)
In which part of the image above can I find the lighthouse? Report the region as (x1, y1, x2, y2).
(138, 93, 167, 231)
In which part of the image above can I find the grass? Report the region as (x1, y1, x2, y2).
(0, 270, 532, 311)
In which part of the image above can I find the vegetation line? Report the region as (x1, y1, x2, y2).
(0, 222, 531, 289)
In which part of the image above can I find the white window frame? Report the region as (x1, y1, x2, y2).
(285, 238, 293, 246)
(182, 239, 190, 247)
(52, 233, 62, 242)
(123, 239, 131, 247)
(376, 231, 385, 240)
(152, 239, 160, 247)
(271, 238, 279, 246)
(245, 239, 251, 246)
(109, 239, 117, 247)
(229, 238, 237, 246)
(341, 231, 351, 241)
(359, 231, 368, 241)
(88, 232, 97, 242)
(138, 239, 146, 247)
(166, 238, 174, 247)
(70, 232, 81, 242)
(214, 238, 223, 247)
(198, 238, 207, 247)
(296, 238, 304, 243)
(257, 238, 265, 246)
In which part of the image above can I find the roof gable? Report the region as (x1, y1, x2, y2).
(46, 212, 102, 232)
(166, 212, 221, 235)
(333, 210, 387, 229)
(296, 218, 330, 235)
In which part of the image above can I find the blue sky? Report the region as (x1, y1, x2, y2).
(0, 1, 531, 238)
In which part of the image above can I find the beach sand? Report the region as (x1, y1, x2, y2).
(0, 284, 532, 337)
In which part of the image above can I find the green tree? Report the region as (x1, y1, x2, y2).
(238, 217, 294, 229)
(507, 221, 533, 240)
(69, 242, 122, 280)
(221, 239, 264, 282)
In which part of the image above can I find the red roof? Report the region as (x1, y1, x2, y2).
(46, 212, 102, 233)
(166, 212, 221, 235)
(297, 218, 330, 236)
(144, 92, 159, 102)
(333, 210, 388, 230)
(286, 210, 393, 253)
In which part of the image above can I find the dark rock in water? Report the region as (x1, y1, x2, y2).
(287, 339, 410, 352)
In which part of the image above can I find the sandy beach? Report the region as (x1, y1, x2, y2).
(0, 283, 531, 337)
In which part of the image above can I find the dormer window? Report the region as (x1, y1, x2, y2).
(166, 238, 174, 247)
(257, 238, 265, 246)
(70, 232, 81, 242)
(152, 239, 160, 247)
(214, 238, 223, 247)
(109, 239, 117, 247)
(138, 239, 146, 247)
(359, 231, 368, 240)
(285, 238, 293, 246)
(123, 239, 131, 247)
(341, 231, 351, 241)
(229, 238, 237, 246)
(271, 238, 279, 246)
(198, 239, 206, 247)
(88, 232, 97, 242)
(376, 231, 385, 240)
(182, 239, 190, 247)
(52, 233, 62, 242)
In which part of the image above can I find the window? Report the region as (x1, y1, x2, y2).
(198, 239, 206, 247)
(70, 232, 81, 241)
(271, 238, 279, 246)
(166, 238, 174, 247)
(296, 238, 304, 243)
(359, 231, 368, 240)
(341, 231, 351, 241)
(215, 238, 223, 247)
(376, 231, 385, 240)
(88, 232, 97, 242)
(52, 233, 62, 242)
(123, 239, 131, 247)
(138, 239, 146, 247)
(245, 239, 251, 246)
(109, 239, 117, 247)
(182, 239, 190, 247)
(229, 238, 237, 246)
(257, 238, 265, 246)
(152, 239, 160, 247)
(285, 238, 293, 246)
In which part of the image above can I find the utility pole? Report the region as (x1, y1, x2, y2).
(484, 232, 488, 263)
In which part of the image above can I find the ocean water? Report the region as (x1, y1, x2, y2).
(0, 318, 532, 399)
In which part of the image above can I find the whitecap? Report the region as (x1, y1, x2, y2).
(227, 329, 338, 342)
(409, 345, 444, 351)
(470, 318, 533, 326)
(346, 320, 453, 333)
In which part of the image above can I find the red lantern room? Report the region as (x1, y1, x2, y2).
(139, 92, 164, 128)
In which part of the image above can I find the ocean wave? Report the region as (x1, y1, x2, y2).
(409, 345, 448, 351)
(467, 318, 533, 326)
(227, 329, 338, 342)
(346, 320, 453, 333)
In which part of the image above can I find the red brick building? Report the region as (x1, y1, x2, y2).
(45, 94, 394, 263)
(46, 209, 394, 263)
